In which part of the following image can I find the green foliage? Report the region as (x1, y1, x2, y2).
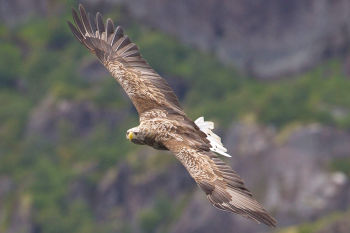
(278, 211, 346, 233)
(0, 42, 21, 87)
(0, 90, 32, 157)
(185, 59, 350, 128)
(329, 158, 350, 177)
(139, 195, 175, 233)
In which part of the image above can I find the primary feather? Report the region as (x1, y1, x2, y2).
(68, 5, 182, 116)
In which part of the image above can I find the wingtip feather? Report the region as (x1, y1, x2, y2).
(67, 21, 83, 43)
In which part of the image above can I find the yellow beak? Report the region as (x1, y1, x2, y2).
(127, 132, 133, 141)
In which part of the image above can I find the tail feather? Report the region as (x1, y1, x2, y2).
(195, 116, 231, 157)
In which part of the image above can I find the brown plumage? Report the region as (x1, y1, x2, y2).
(68, 4, 277, 227)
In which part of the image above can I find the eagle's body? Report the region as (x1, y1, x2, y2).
(68, 4, 277, 227)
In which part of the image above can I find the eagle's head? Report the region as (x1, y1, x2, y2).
(126, 127, 146, 145)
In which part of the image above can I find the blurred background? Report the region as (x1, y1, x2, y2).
(1, 0, 350, 232)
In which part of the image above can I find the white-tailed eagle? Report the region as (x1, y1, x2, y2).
(68, 4, 276, 227)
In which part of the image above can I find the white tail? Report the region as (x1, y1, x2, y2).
(194, 116, 231, 157)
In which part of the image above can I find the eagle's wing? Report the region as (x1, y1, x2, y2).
(163, 136, 277, 227)
(68, 4, 183, 116)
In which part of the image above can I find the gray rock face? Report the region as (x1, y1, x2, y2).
(0, 0, 47, 26)
(115, 0, 350, 78)
(316, 213, 350, 233)
(4, 0, 350, 78)
(27, 95, 128, 140)
(170, 122, 350, 233)
(95, 158, 194, 233)
(21, 95, 350, 232)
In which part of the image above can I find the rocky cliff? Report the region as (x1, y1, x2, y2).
(3, 0, 350, 78)
(172, 122, 350, 232)
(110, 0, 350, 78)
(15, 96, 350, 232)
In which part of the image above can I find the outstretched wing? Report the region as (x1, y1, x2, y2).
(68, 4, 183, 117)
(163, 137, 277, 227)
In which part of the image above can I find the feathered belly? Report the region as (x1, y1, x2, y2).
(148, 140, 168, 150)
(140, 118, 182, 150)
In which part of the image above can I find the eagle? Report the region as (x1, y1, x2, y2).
(68, 4, 277, 227)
